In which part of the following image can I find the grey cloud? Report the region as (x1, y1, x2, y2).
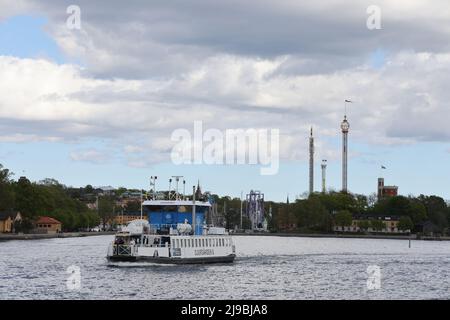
(1, 1, 450, 169)
(11, 0, 450, 79)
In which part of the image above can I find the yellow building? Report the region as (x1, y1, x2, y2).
(0, 213, 13, 233)
(114, 212, 143, 226)
(334, 216, 407, 233)
(0, 212, 22, 233)
(35, 216, 62, 234)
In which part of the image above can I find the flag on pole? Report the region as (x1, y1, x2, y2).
(381, 165, 386, 169)
(345, 99, 352, 103)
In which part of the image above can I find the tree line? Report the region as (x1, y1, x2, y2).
(0, 165, 101, 232)
(271, 192, 450, 234)
(2, 163, 449, 234)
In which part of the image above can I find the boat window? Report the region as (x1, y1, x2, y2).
(208, 239, 211, 247)
(202, 239, 205, 247)
(195, 239, 198, 247)
(221, 238, 224, 246)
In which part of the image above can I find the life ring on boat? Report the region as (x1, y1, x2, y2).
(153, 250, 159, 258)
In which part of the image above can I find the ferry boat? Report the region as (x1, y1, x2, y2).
(106, 185, 236, 264)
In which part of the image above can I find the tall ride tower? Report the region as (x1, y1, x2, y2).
(341, 115, 350, 192)
(309, 127, 314, 195)
(246, 190, 265, 230)
(321, 159, 327, 193)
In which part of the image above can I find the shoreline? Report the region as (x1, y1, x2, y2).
(0, 231, 115, 241)
(233, 232, 450, 241)
(1, 231, 449, 242)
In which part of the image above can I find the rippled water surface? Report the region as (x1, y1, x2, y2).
(0, 235, 449, 299)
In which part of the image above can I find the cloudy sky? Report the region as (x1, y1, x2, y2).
(0, 0, 449, 201)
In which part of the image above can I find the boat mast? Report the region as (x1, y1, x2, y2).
(192, 185, 196, 235)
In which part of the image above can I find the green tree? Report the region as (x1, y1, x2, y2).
(372, 196, 427, 225)
(124, 200, 141, 213)
(98, 196, 115, 229)
(418, 195, 448, 231)
(370, 219, 385, 232)
(13, 218, 34, 233)
(398, 216, 413, 231)
(14, 176, 39, 218)
(334, 210, 353, 228)
(0, 164, 15, 211)
(357, 220, 370, 232)
(295, 197, 331, 232)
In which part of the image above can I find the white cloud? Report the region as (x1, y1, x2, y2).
(1, 51, 450, 168)
(1, 1, 450, 168)
(69, 148, 109, 164)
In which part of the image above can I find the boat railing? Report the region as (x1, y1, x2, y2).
(112, 244, 137, 256)
(137, 242, 170, 248)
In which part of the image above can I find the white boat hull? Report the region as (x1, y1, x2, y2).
(107, 234, 236, 264)
(107, 254, 235, 264)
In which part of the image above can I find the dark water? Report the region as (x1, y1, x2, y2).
(0, 235, 449, 299)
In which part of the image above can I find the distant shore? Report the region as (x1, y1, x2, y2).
(233, 232, 450, 241)
(0, 231, 115, 241)
(1, 231, 449, 242)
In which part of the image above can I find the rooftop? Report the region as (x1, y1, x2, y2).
(36, 216, 62, 225)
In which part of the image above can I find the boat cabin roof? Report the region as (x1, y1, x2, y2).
(142, 200, 211, 207)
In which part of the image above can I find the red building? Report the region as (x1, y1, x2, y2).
(377, 178, 398, 200)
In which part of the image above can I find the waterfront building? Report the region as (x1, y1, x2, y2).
(333, 216, 409, 234)
(0, 212, 22, 233)
(377, 178, 398, 200)
(34, 216, 62, 234)
(114, 211, 143, 226)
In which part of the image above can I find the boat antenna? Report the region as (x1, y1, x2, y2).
(168, 178, 172, 200)
(192, 185, 196, 235)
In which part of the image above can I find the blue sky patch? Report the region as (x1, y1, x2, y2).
(0, 15, 64, 63)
